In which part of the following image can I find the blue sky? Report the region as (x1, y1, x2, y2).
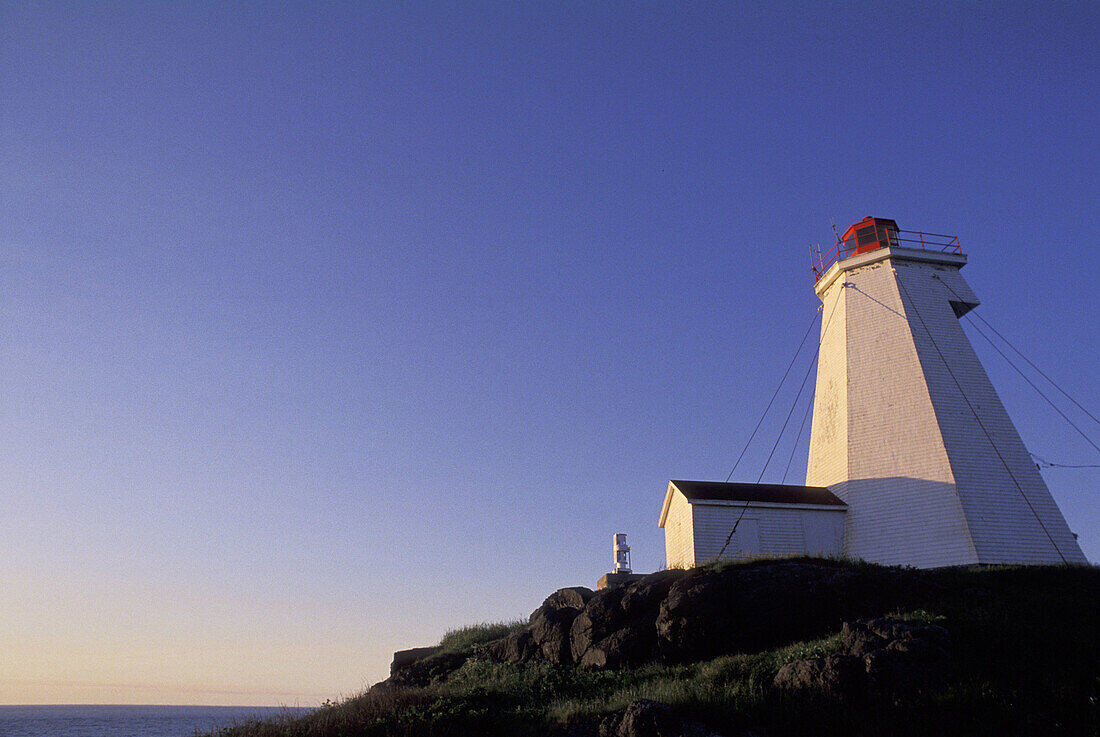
(1, 1, 1097, 705)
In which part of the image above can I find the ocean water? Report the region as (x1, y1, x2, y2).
(0, 705, 314, 737)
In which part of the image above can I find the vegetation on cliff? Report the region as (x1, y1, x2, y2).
(209, 558, 1099, 737)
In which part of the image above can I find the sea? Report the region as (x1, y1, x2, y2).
(0, 705, 315, 737)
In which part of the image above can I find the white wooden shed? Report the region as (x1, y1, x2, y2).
(658, 480, 847, 569)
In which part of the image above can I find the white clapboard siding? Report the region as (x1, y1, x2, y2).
(806, 246, 1086, 567)
(690, 502, 845, 563)
(661, 486, 696, 569)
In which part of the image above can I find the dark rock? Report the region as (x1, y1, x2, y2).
(843, 617, 951, 657)
(619, 569, 687, 619)
(483, 627, 540, 663)
(840, 620, 888, 656)
(598, 699, 684, 737)
(385, 651, 468, 688)
(863, 617, 922, 642)
(544, 724, 599, 737)
(485, 561, 932, 676)
(522, 561, 921, 672)
(772, 653, 866, 699)
(530, 587, 595, 664)
(889, 629, 950, 656)
(576, 627, 638, 669)
(534, 587, 596, 620)
(597, 699, 732, 737)
(777, 617, 952, 699)
(899, 622, 950, 652)
(533, 606, 583, 664)
(573, 571, 687, 669)
(863, 630, 951, 694)
(585, 572, 686, 668)
(657, 561, 888, 663)
(390, 645, 443, 676)
(570, 586, 627, 664)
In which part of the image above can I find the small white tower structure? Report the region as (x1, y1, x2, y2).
(806, 217, 1086, 567)
(613, 533, 631, 573)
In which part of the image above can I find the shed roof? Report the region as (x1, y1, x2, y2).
(671, 480, 845, 505)
(659, 480, 846, 527)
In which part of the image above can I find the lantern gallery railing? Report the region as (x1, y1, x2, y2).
(812, 229, 962, 282)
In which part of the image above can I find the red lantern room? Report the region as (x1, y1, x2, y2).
(811, 216, 962, 282)
(840, 216, 900, 256)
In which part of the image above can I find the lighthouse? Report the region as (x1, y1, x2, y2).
(806, 217, 1086, 567)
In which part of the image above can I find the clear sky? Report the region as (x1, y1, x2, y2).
(1, 0, 1097, 707)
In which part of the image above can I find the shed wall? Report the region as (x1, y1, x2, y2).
(662, 490, 696, 569)
(690, 503, 845, 562)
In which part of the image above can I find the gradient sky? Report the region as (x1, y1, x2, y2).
(1, 0, 1097, 706)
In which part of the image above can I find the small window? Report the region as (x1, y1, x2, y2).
(856, 226, 878, 245)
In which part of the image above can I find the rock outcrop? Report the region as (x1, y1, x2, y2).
(383, 559, 944, 703)
(486, 559, 919, 670)
(598, 699, 734, 737)
(599, 699, 683, 737)
(529, 586, 595, 664)
(571, 570, 686, 668)
(773, 617, 951, 698)
(389, 645, 442, 676)
(483, 627, 540, 663)
(385, 650, 469, 688)
(657, 560, 911, 663)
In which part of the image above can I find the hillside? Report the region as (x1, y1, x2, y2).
(210, 558, 1100, 737)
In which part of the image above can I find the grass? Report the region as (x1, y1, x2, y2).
(208, 561, 1100, 737)
(437, 620, 527, 654)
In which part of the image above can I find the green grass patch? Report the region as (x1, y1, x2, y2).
(542, 631, 844, 725)
(437, 619, 527, 654)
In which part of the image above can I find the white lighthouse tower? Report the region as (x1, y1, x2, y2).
(806, 217, 1086, 567)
